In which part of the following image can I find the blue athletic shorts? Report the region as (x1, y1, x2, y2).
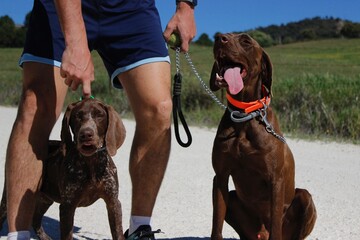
(19, 0, 170, 89)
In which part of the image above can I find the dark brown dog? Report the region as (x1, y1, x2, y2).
(210, 33, 316, 240)
(0, 98, 126, 240)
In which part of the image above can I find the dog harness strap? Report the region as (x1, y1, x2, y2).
(226, 94, 271, 114)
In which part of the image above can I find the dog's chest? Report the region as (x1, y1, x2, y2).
(59, 153, 118, 204)
(214, 122, 278, 187)
(65, 153, 108, 180)
(216, 123, 265, 154)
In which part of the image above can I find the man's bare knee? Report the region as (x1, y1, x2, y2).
(154, 98, 172, 125)
(13, 88, 59, 159)
(19, 86, 58, 125)
(138, 98, 172, 130)
(18, 89, 38, 118)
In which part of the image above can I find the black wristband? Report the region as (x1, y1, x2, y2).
(176, 0, 197, 7)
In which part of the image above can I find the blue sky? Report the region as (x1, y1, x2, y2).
(1, 0, 360, 40)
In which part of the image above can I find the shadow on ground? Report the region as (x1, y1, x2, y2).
(0, 218, 237, 240)
(0, 216, 80, 239)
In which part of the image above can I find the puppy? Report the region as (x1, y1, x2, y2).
(0, 98, 126, 240)
(210, 33, 316, 240)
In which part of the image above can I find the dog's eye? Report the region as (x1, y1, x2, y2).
(240, 39, 252, 47)
(92, 109, 106, 119)
(238, 34, 253, 47)
(75, 111, 84, 120)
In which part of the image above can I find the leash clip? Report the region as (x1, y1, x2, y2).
(259, 102, 287, 143)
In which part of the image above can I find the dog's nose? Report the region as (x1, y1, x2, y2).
(215, 34, 229, 44)
(220, 35, 229, 43)
(79, 128, 94, 141)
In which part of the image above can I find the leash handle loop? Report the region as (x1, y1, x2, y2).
(172, 49, 192, 148)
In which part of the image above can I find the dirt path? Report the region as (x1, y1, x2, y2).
(0, 106, 359, 239)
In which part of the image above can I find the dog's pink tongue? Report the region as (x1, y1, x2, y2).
(224, 67, 243, 95)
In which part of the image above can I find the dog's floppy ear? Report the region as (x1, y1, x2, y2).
(210, 62, 220, 92)
(105, 105, 126, 156)
(60, 101, 79, 154)
(261, 50, 273, 95)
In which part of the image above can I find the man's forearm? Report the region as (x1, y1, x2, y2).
(54, 0, 87, 46)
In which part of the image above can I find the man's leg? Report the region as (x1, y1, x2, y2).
(6, 62, 68, 232)
(118, 61, 172, 224)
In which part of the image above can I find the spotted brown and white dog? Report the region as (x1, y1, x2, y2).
(0, 98, 126, 240)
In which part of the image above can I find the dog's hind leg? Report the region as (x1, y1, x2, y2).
(282, 188, 317, 240)
(225, 190, 269, 240)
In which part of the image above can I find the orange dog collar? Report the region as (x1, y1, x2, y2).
(226, 94, 271, 114)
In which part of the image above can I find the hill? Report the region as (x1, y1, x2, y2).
(196, 16, 360, 47)
(256, 16, 349, 44)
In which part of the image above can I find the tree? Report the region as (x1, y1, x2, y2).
(195, 33, 213, 46)
(341, 22, 360, 38)
(24, 11, 32, 28)
(0, 15, 16, 47)
(13, 27, 26, 47)
(0, 13, 30, 47)
(299, 29, 317, 40)
(248, 30, 274, 47)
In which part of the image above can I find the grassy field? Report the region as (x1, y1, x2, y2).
(1, 38, 359, 142)
(268, 39, 360, 141)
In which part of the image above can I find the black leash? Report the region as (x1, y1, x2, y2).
(172, 48, 192, 148)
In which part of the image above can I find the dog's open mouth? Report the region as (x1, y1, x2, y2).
(79, 142, 99, 156)
(216, 65, 247, 95)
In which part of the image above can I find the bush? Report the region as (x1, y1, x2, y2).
(248, 30, 274, 47)
(195, 33, 213, 46)
(341, 22, 360, 38)
(273, 73, 360, 140)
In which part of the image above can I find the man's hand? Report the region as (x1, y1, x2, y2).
(163, 2, 196, 52)
(60, 44, 94, 98)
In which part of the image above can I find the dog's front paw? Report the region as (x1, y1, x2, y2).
(35, 228, 52, 240)
(256, 224, 269, 240)
(211, 233, 224, 240)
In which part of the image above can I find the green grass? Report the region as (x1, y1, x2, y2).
(266, 39, 360, 141)
(1, 38, 360, 142)
(0, 48, 23, 105)
(266, 39, 360, 79)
